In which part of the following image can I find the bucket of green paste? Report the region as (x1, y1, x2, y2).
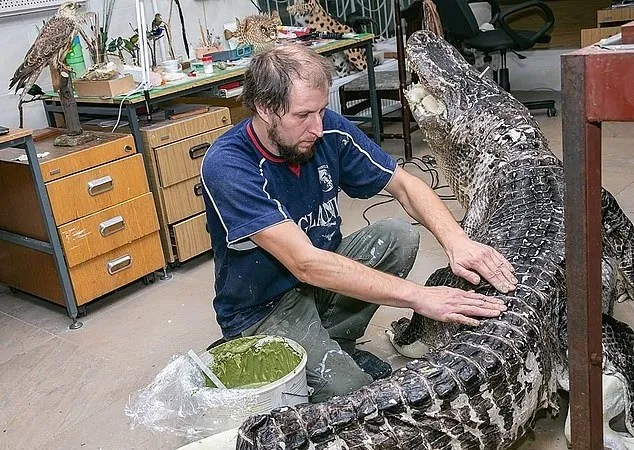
(203, 335, 308, 414)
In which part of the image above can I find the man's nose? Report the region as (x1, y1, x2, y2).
(308, 114, 324, 137)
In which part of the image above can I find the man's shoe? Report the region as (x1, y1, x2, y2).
(350, 348, 392, 381)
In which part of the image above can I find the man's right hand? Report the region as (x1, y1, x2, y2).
(412, 286, 507, 326)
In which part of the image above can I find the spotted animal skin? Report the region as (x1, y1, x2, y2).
(234, 31, 634, 450)
(287, 0, 366, 77)
(233, 12, 281, 54)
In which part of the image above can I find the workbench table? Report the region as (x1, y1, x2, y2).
(42, 35, 381, 154)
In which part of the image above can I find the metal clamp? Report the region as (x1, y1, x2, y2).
(107, 255, 132, 275)
(189, 142, 210, 159)
(99, 215, 126, 237)
(87, 175, 113, 196)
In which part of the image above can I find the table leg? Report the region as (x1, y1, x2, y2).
(364, 41, 381, 144)
(126, 105, 145, 155)
(562, 53, 604, 450)
(24, 136, 82, 329)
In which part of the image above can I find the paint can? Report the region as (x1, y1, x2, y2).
(201, 335, 309, 415)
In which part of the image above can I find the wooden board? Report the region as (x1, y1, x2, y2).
(0, 158, 48, 240)
(46, 153, 149, 225)
(154, 125, 231, 188)
(171, 212, 211, 262)
(0, 128, 32, 145)
(140, 108, 231, 148)
(597, 5, 634, 26)
(581, 26, 621, 47)
(70, 232, 164, 304)
(58, 192, 159, 267)
(161, 176, 205, 225)
(0, 130, 136, 182)
(0, 239, 64, 305)
(499, 0, 613, 48)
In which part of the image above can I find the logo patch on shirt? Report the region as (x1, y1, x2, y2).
(318, 165, 334, 193)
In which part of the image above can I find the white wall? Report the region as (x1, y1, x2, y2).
(0, 0, 259, 129)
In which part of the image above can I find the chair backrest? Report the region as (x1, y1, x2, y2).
(432, 0, 481, 42)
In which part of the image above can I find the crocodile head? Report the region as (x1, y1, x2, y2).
(403, 30, 537, 207)
(404, 30, 508, 143)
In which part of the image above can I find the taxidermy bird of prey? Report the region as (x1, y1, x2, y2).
(9, 2, 83, 109)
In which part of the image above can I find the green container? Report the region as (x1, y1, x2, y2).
(65, 35, 86, 79)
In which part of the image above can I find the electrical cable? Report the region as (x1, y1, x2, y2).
(360, 153, 457, 227)
(111, 83, 146, 132)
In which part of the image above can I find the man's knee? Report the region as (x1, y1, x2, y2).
(307, 359, 373, 403)
(370, 218, 420, 276)
(374, 217, 419, 248)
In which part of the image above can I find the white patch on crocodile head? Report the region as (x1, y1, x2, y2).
(405, 83, 446, 121)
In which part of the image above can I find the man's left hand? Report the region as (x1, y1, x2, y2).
(446, 236, 517, 293)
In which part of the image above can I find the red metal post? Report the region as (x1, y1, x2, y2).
(561, 52, 604, 450)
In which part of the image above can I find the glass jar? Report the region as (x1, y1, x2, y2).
(202, 56, 214, 74)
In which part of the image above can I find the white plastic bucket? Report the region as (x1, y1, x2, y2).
(201, 335, 309, 417)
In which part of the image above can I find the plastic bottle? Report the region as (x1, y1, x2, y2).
(65, 35, 86, 79)
(202, 55, 214, 74)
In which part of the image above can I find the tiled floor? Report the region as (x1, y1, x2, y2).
(1, 108, 633, 450)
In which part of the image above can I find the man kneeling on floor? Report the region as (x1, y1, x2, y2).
(201, 43, 517, 403)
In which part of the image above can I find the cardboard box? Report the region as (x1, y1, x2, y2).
(73, 74, 136, 98)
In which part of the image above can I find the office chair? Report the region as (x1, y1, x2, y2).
(338, 0, 424, 160)
(433, 0, 558, 117)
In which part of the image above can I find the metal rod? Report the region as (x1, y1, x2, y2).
(393, 0, 412, 160)
(0, 229, 53, 253)
(126, 105, 145, 155)
(365, 40, 381, 144)
(561, 52, 604, 450)
(23, 136, 81, 328)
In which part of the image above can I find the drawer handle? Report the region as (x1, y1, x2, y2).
(99, 215, 126, 237)
(194, 182, 203, 196)
(107, 255, 132, 275)
(87, 176, 113, 196)
(221, 116, 229, 124)
(124, 144, 133, 153)
(189, 142, 210, 159)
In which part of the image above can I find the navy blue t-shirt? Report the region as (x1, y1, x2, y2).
(201, 109, 397, 337)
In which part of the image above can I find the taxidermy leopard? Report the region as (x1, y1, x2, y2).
(287, 0, 367, 77)
(228, 11, 282, 54)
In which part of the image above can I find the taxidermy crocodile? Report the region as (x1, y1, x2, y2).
(234, 31, 634, 450)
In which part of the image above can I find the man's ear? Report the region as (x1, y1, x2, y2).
(255, 104, 273, 125)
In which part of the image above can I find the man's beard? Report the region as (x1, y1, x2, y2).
(268, 121, 315, 165)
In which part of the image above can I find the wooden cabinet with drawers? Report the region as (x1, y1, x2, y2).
(140, 107, 232, 264)
(0, 130, 165, 306)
